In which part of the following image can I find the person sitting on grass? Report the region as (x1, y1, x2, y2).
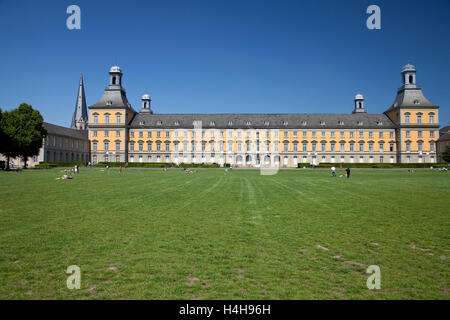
(56, 174, 73, 180)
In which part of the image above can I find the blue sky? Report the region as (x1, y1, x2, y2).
(0, 0, 449, 127)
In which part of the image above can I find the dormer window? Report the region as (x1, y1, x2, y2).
(377, 121, 383, 126)
(209, 121, 215, 127)
(357, 121, 363, 126)
(264, 121, 270, 126)
(156, 120, 162, 126)
(174, 121, 180, 126)
(320, 121, 325, 126)
(414, 100, 420, 105)
(283, 121, 288, 126)
(139, 121, 144, 126)
(106, 100, 112, 106)
(228, 121, 233, 126)
(338, 121, 344, 125)
(246, 121, 251, 126)
(301, 121, 307, 126)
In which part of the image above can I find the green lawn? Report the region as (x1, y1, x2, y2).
(0, 167, 448, 299)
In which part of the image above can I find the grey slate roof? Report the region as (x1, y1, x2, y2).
(90, 87, 133, 110)
(387, 87, 438, 111)
(438, 132, 450, 142)
(44, 122, 88, 140)
(439, 125, 450, 136)
(129, 113, 396, 129)
(71, 75, 88, 128)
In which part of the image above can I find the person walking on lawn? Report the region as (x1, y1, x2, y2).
(345, 167, 351, 179)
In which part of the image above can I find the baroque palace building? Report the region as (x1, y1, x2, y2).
(88, 63, 440, 167)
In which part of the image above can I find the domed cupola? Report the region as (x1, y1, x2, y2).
(109, 65, 123, 87)
(141, 93, 153, 114)
(352, 93, 366, 114)
(401, 63, 417, 89)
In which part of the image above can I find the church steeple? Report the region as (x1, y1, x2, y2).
(71, 74, 88, 130)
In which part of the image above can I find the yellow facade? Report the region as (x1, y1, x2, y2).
(88, 64, 441, 166)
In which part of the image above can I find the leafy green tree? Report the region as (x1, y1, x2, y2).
(14, 103, 47, 168)
(0, 109, 20, 170)
(0, 103, 47, 169)
(442, 145, 450, 163)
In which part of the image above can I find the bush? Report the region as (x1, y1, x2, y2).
(35, 161, 88, 168)
(179, 163, 221, 168)
(94, 162, 171, 168)
(93, 162, 222, 168)
(297, 163, 311, 168)
(314, 162, 448, 168)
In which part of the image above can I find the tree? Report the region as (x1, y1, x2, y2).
(0, 109, 20, 170)
(0, 103, 47, 169)
(442, 145, 450, 163)
(14, 103, 47, 168)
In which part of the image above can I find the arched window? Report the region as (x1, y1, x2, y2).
(349, 141, 355, 152)
(112, 76, 116, 85)
(404, 112, 410, 124)
(409, 75, 413, 84)
(417, 140, 423, 152)
(302, 141, 308, 152)
(429, 113, 435, 124)
(405, 141, 411, 152)
(359, 141, 364, 152)
(430, 141, 435, 152)
(283, 141, 289, 152)
(330, 141, 336, 152)
(417, 113, 422, 124)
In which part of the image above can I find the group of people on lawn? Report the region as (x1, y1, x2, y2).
(331, 166, 351, 178)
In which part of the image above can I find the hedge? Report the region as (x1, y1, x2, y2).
(94, 162, 221, 168)
(313, 162, 448, 168)
(94, 162, 170, 168)
(35, 161, 88, 168)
